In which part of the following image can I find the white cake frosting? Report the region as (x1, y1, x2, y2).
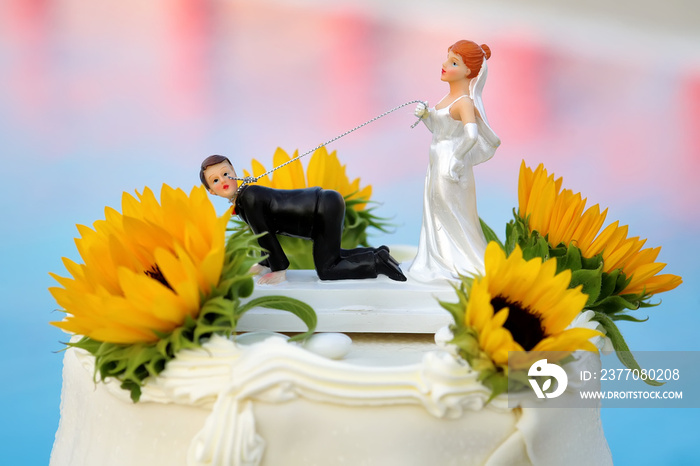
(51, 332, 612, 465)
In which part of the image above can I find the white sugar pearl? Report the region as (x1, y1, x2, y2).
(303, 333, 352, 360)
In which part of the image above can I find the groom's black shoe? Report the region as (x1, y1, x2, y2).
(376, 245, 400, 266)
(375, 249, 407, 281)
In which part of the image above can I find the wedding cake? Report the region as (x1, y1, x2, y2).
(50, 273, 612, 466)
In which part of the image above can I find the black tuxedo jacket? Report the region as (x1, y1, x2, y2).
(236, 185, 330, 271)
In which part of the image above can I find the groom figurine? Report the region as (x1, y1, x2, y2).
(200, 155, 406, 285)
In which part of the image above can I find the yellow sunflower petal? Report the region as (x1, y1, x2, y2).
(517, 160, 535, 217)
(320, 149, 341, 189)
(465, 278, 494, 330)
(277, 149, 306, 189)
(269, 148, 293, 189)
(250, 159, 272, 187)
(625, 273, 682, 295)
(572, 203, 606, 252)
(306, 146, 327, 188)
(90, 324, 157, 344)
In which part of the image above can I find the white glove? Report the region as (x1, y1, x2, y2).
(414, 101, 429, 119)
(448, 157, 464, 182)
(453, 123, 478, 160)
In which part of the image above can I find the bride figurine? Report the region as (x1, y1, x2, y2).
(408, 40, 501, 283)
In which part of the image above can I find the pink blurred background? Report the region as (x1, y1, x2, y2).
(1, 0, 698, 463)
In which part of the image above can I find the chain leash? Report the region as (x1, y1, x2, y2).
(229, 100, 426, 188)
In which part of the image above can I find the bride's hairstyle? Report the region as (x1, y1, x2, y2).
(448, 40, 491, 79)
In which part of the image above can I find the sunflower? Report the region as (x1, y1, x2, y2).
(238, 147, 388, 269)
(50, 184, 229, 344)
(510, 161, 681, 384)
(49, 184, 317, 401)
(442, 243, 601, 395)
(515, 161, 681, 297)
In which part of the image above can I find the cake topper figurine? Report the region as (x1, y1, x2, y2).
(200, 155, 406, 284)
(408, 40, 501, 283)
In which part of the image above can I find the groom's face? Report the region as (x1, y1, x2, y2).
(204, 161, 238, 199)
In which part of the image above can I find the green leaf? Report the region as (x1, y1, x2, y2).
(581, 253, 603, 270)
(484, 371, 509, 402)
(613, 269, 632, 295)
(438, 278, 472, 328)
(597, 269, 620, 302)
(439, 299, 466, 328)
(480, 218, 504, 249)
(610, 314, 649, 323)
(570, 267, 603, 306)
(449, 327, 480, 358)
(504, 209, 528, 255)
(278, 236, 316, 269)
(521, 235, 549, 261)
(121, 380, 142, 402)
(504, 222, 517, 255)
(589, 295, 639, 315)
(69, 336, 101, 354)
(635, 298, 661, 309)
(237, 296, 317, 341)
(557, 244, 582, 273)
(592, 312, 663, 387)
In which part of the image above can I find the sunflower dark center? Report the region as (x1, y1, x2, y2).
(144, 265, 173, 290)
(491, 296, 545, 351)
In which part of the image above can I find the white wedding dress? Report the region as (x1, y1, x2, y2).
(409, 61, 500, 283)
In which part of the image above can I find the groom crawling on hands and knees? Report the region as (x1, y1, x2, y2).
(200, 155, 406, 285)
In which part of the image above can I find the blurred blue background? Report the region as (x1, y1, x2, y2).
(1, 0, 698, 464)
